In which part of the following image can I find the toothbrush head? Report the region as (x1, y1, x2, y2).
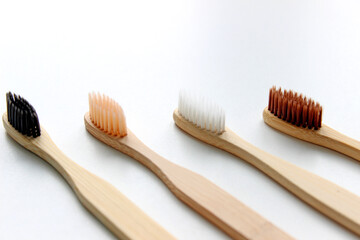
(268, 86, 322, 129)
(6, 92, 41, 138)
(177, 91, 225, 134)
(88, 92, 127, 137)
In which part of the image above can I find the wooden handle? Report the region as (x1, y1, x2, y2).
(85, 112, 292, 240)
(151, 157, 292, 240)
(173, 109, 360, 236)
(63, 161, 174, 240)
(2, 113, 174, 240)
(222, 130, 360, 236)
(263, 108, 360, 162)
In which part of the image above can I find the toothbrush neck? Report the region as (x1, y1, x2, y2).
(123, 132, 174, 177)
(35, 135, 83, 184)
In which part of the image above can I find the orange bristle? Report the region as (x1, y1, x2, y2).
(268, 87, 323, 130)
(88, 92, 127, 137)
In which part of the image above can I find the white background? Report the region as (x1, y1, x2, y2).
(1, 0, 360, 239)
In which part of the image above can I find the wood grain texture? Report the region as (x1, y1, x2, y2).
(2, 113, 174, 240)
(263, 108, 360, 162)
(84, 112, 292, 240)
(173, 109, 360, 236)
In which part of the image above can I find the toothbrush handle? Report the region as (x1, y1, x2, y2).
(123, 135, 292, 239)
(64, 165, 174, 240)
(41, 147, 174, 240)
(40, 148, 173, 240)
(263, 108, 360, 162)
(302, 124, 360, 162)
(222, 130, 360, 236)
(157, 160, 293, 240)
(314, 125, 360, 161)
(17, 136, 173, 239)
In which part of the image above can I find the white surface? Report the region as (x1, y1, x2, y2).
(1, 0, 360, 239)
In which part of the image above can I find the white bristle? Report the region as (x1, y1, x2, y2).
(178, 91, 225, 134)
(88, 92, 127, 137)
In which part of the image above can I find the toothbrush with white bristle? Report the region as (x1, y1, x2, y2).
(84, 92, 292, 240)
(173, 91, 360, 236)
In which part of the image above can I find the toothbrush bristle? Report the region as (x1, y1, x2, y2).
(268, 86, 322, 129)
(178, 91, 225, 134)
(88, 92, 127, 137)
(6, 92, 41, 138)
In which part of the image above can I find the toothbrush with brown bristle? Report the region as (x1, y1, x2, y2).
(84, 92, 292, 240)
(173, 91, 360, 236)
(263, 86, 360, 162)
(2, 92, 174, 240)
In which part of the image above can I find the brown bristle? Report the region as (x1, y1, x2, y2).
(268, 87, 322, 129)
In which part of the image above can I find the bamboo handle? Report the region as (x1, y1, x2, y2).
(84, 113, 292, 239)
(263, 108, 360, 161)
(60, 163, 174, 240)
(153, 156, 292, 240)
(173, 109, 360, 236)
(2, 113, 174, 240)
(220, 129, 360, 236)
(119, 135, 292, 240)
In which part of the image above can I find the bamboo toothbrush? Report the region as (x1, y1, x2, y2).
(3, 92, 174, 240)
(263, 86, 360, 162)
(84, 92, 292, 240)
(173, 91, 360, 236)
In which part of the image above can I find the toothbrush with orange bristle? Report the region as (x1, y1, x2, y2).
(173, 91, 360, 236)
(263, 86, 360, 162)
(84, 92, 293, 240)
(2, 92, 174, 240)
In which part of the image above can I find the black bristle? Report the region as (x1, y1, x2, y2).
(6, 92, 41, 138)
(16, 105, 21, 131)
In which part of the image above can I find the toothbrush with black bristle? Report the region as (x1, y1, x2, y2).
(84, 92, 293, 240)
(173, 90, 360, 237)
(3, 92, 174, 240)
